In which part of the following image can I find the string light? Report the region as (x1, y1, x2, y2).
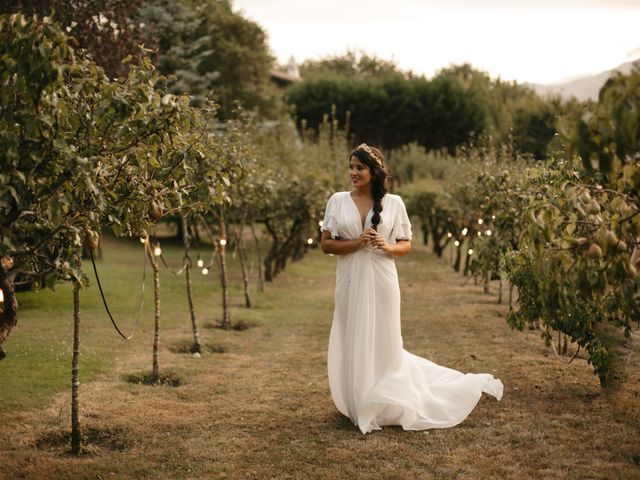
(468, 248, 474, 255)
(219, 239, 227, 246)
(447, 232, 452, 238)
(307, 238, 313, 245)
(478, 218, 484, 225)
(0, 287, 4, 304)
(454, 240, 460, 247)
(139, 236, 146, 244)
(486, 229, 492, 236)
(318, 220, 324, 227)
(196, 258, 204, 268)
(1, 256, 14, 270)
(477, 231, 482, 237)
(202, 267, 209, 275)
(153, 244, 162, 256)
(461, 228, 468, 236)
(491, 215, 496, 220)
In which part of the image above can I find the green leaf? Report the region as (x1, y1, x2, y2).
(43, 271, 58, 291)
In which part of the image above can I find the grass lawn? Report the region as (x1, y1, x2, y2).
(1, 235, 639, 479)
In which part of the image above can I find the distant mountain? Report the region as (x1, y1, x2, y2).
(527, 59, 640, 101)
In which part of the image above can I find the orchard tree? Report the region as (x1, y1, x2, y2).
(505, 70, 640, 385)
(1, 0, 152, 78)
(0, 14, 126, 453)
(0, 13, 237, 453)
(257, 114, 347, 281)
(99, 91, 238, 371)
(0, 13, 107, 362)
(511, 100, 557, 159)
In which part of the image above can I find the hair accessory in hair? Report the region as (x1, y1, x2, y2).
(356, 143, 383, 167)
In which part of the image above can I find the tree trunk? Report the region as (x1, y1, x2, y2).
(234, 225, 251, 308)
(181, 216, 201, 354)
(508, 281, 514, 310)
(146, 240, 160, 382)
(463, 248, 471, 276)
(421, 224, 429, 246)
(292, 239, 305, 262)
(218, 206, 231, 329)
(263, 221, 279, 283)
(497, 275, 503, 304)
(272, 218, 307, 278)
(453, 246, 462, 272)
(429, 214, 451, 258)
(174, 216, 184, 244)
(463, 237, 475, 277)
(70, 282, 81, 454)
(0, 272, 18, 360)
(433, 229, 445, 257)
(483, 274, 489, 294)
(250, 223, 264, 292)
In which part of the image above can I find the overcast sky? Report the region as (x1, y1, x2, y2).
(232, 0, 640, 84)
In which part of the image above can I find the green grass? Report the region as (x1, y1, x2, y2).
(0, 233, 255, 410)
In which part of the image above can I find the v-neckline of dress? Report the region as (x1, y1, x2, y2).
(348, 191, 373, 231)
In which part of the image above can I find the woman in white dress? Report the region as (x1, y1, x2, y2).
(320, 143, 504, 434)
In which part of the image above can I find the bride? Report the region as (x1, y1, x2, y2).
(320, 143, 504, 434)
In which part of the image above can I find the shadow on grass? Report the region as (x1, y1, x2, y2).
(36, 425, 133, 455)
(203, 319, 258, 331)
(124, 371, 183, 387)
(170, 341, 227, 354)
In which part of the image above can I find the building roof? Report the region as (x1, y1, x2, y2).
(270, 69, 301, 87)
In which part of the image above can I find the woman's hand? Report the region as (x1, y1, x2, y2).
(370, 233, 412, 257)
(370, 232, 391, 253)
(358, 228, 377, 249)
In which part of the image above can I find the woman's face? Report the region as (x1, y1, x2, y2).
(349, 155, 372, 188)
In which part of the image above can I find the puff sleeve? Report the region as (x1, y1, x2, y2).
(321, 193, 340, 239)
(391, 196, 412, 241)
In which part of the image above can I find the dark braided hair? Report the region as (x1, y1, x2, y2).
(350, 144, 390, 231)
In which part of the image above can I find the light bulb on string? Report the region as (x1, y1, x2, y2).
(0, 287, 4, 304)
(219, 239, 227, 247)
(1, 256, 13, 270)
(491, 215, 496, 220)
(447, 232, 452, 238)
(468, 248, 474, 255)
(461, 228, 468, 236)
(139, 236, 146, 244)
(478, 218, 483, 225)
(477, 231, 482, 237)
(454, 240, 460, 247)
(318, 220, 324, 227)
(153, 244, 162, 256)
(486, 229, 492, 236)
(307, 238, 313, 245)
(202, 267, 209, 275)
(197, 258, 204, 268)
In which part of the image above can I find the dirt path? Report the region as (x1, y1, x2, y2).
(1, 245, 639, 479)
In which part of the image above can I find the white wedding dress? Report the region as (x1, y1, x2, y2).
(322, 191, 504, 434)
